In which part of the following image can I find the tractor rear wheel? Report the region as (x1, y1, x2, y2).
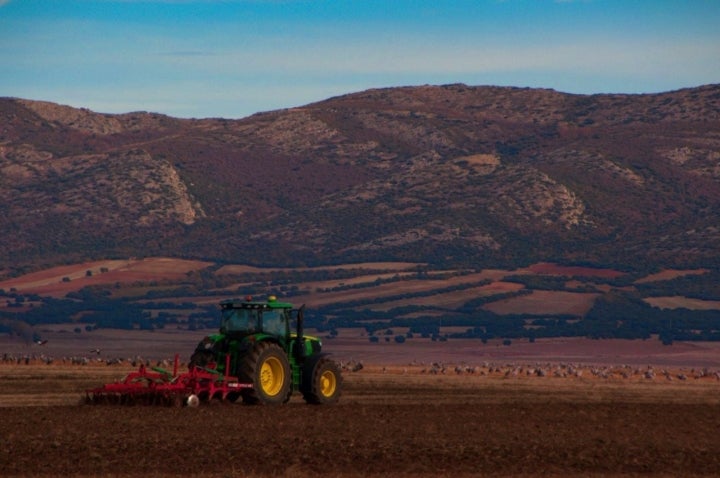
(240, 342, 291, 405)
(302, 357, 342, 404)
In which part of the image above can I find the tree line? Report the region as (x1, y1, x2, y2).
(2, 273, 719, 344)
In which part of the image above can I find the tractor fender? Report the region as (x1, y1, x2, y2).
(236, 334, 281, 359)
(242, 333, 279, 346)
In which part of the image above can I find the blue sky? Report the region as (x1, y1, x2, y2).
(1, 0, 719, 119)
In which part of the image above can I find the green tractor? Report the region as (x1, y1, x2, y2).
(189, 296, 342, 405)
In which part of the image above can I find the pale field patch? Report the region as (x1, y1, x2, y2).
(369, 281, 524, 311)
(482, 289, 600, 315)
(0, 257, 212, 297)
(523, 262, 626, 278)
(635, 268, 709, 283)
(215, 261, 422, 275)
(289, 272, 506, 308)
(218, 272, 417, 296)
(645, 295, 720, 310)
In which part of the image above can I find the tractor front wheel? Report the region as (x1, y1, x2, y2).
(240, 342, 291, 405)
(302, 357, 342, 404)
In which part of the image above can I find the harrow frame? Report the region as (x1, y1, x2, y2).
(85, 354, 252, 406)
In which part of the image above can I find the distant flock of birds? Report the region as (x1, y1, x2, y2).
(339, 359, 720, 382)
(2, 352, 174, 368)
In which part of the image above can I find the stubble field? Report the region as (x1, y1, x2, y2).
(1, 361, 720, 478)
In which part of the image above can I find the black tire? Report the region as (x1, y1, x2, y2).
(189, 336, 216, 369)
(302, 357, 342, 405)
(239, 342, 291, 405)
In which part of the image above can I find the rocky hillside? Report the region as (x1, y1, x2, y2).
(1, 84, 719, 274)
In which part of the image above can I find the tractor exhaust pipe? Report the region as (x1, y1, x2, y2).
(296, 304, 306, 362)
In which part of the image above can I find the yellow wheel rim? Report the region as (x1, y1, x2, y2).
(319, 370, 337, 397)
(260, 357, 284, 396)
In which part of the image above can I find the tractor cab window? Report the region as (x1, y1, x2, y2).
(262, 309, 288, 337)
(221, 308, 259, 334)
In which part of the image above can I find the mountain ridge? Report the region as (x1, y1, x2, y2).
(1, 83, 719, 275)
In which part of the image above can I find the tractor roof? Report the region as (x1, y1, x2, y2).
(220, 295, 293, 310)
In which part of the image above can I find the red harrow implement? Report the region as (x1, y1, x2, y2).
(85, 355, 251, 406)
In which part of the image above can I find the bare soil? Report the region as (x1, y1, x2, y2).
(1, 363, 719, 478)
(2, 279, 720, 477)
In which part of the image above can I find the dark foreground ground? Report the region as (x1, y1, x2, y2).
(1, 365, 719, 477)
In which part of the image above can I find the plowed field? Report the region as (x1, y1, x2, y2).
(1, 364, 720, 477)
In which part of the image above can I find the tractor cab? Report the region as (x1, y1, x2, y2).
(219, 296, 291, 339)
